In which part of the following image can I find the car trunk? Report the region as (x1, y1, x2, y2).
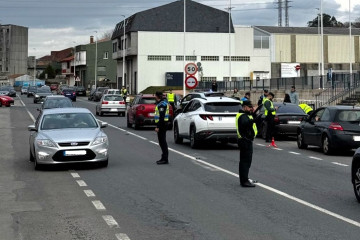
(276, 114, 306, 125)
(202, 113, 237, 130)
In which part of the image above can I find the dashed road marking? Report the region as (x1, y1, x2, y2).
(116, 233, 131, 240)
(149, 141, 159, 145)
(332, 162, 349, 167)
(92, 200, 106, 210)
(102, 215, 119, 228)
(256, 143, 266, 146)
(289, 151, 301, 155)
(70, 173, 80, 178)
(84, 190, 96, 197)
(272, 148, 283, 151)
(76, 180, 88, 187)
(309, 156, 323, 161)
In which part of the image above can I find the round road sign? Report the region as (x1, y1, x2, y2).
(185, 75, 198, 89)
(185, 63, 198, 75)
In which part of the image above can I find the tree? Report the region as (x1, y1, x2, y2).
(307, 13, 344, 27)
(100, 30, 113, 41)
(39, 64, 56, 79)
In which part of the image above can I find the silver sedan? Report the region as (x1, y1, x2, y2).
(28, 108, 109, 170)
(96, 94, 126, 116)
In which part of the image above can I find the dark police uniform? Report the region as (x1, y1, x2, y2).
(154, 97, 170, 164)
(263, 97, 276, 142)
(236, 105, 258, 187)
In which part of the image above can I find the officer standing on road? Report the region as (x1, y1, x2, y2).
(263, 92, 276, 143)
(154, 91, 170, 165)
(236, 101, 258, 187)
(167, 89, 176, 111)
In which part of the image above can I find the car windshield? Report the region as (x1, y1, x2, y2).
(108, 90, 120, 94)
(335, 110, 360, 123)
(139, 97, 157, 104)
(63, 89, 74, 92)
(76, 86, 85, 90)
(37, 88, 51, 93)
(43, 99, 73, 109)
(41, 113, 98, 130)
(98, 88, 108, 92)
(104, 95, 123, 101)
(276, 104, 305, 114)
(204, 102, 241, 113)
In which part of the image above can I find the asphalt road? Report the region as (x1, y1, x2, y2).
(1, 93, 360, 240)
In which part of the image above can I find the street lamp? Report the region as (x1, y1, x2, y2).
(226, 0, 234, 82)
(121, 15, 126, 90)
(94, 31, 98, 89)
(183, 0, 186, 97)
(33, 48, 36, 86)
(320, 0, 324, 89)
(316, 8, 320, 76)
(349, 0, 353, 85)
(73, 41, 77, 86)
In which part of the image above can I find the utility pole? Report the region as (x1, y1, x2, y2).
(121, 15, 126, 90)
(94, 31, 98, 89)
(284, 0, 290, 27)
(277, 0, 283, 27)
(183, 0, 186, 97)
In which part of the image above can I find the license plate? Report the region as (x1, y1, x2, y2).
(288, 121, 300, 124)
(149, 113, 155, 117)
(110, 108, 117, 112)
(354, 136, 360, 141)
(63, 150, 86, 156)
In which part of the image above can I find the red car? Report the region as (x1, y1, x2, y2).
(0, 95, 14, 107)
(127, 94, 173, 129)
(50, 84, 58, 91)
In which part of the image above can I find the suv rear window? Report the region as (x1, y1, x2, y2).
(139, 98, 156, 104)
(276, 104, 305, 114)
(335, 110, 360, 122)
(204, 102, 241, 113)
(204, 92, 224, 97)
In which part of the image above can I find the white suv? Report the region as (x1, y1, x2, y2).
(173, 97, 242, 148)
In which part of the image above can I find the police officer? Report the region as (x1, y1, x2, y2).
(167, 89, 175, 111)
(236, 101, 258, 187)
(154, 91, 170, 165)
(299, 103, 313, 115)
(263, 92, 276, 143)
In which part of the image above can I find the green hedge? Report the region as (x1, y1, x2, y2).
(141, 86, 183, 94)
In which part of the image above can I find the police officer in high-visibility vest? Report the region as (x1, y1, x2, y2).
(263, 92, 276, 143)
(236, 101, 258, 187)
(299, 103, 313, 115)
(167, 89, 175, 111)
(154, 91, 170, 165)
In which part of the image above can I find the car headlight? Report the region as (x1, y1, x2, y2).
(92, 136, 108, 146)
(36, 139, 56, 147)
(35, 94, 39, 98)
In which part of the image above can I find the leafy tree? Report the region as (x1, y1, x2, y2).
(307, 13, 344, 27)
(39, 64, 56, 79)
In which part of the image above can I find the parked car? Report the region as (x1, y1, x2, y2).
(127, 94, 173, 129)
(75, 86, 87, 96)
(178, 91, 225, 110)
(50, 84, 58, 91)
(0, 89, 10, 96)
(173, 97, 241, 148)
(351, 148, 360, 203)
(33, 88, 53, 103)
(0, 86, 16, 97)
(88, 88, 96, 101)
(103, 89, 120, 95)
(40, 85, 51, 91)
(96, 94, 126, 116)
(297, 106, 360, 155)
(28, 108, 109, 169)
(39, 95, 73, 111)
(93, 87, 109, 101)
(0, 95, 14, 107)
(255, 102, 307, 139)
(61, 88, 76, 102)
(21, 86, 28, 95)
(57, 85, 69, 95)
(27, 86, 38, 97)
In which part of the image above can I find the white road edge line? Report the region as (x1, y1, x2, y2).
(19, 97, 36, 122)
(256, 144, 266, 146)
(84, 190, 96, 197)
(332, 162, 349, 167)
(92, 200, 106, 210)
(70, 173, 80, 178)
(289, 151, 301, 155)
(76, 180, 87, 187)
(116, 233, 131, 240)
(102, 215, 119, 228)
(98, 120, 147, 139)
(272, 148, 283, 151)
(309, 156, 323, 161)
(149, 141, 159, 145)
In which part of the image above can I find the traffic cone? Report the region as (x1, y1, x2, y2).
(267, 137, 277, 148)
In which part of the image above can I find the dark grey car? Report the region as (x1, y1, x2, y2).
(33, 88, 53, 103)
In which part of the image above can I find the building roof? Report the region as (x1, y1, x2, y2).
(255, 26, 360, 35)
(60, 56, 74, 62)
(8, 74, 25, 79)
(112, 0, 233, 39)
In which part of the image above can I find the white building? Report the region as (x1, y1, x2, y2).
(112, 0, 271, 93)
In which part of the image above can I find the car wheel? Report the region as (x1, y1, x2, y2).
(297, 131, 308, 149)
(322, 135, 333, 155)
(29, 148, 34, 162)
(98, 159, 108, 168)
(190, 126, 199, 149)
(174, 124, 183, 144)
(33, 100, 37, 104)
(127, 115, 132, 128)
(134, 122, 140, 130)
(261, 122, 267, 139)
(353, 164, 360, 203)
(99, 111, 103, 116)
(95, 108, 99, 116)
(0, 101, 2, 107)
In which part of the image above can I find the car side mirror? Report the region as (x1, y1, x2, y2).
(100, 122, 108, 128)
(28, 125, 37, 131)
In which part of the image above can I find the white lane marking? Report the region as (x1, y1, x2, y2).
(332, 162, 349, 167)
(19, 97, 36, 122)
(76, 180, 87, 187)
(98, 120, 147, 139)
(149, 141, 159, 145)
(92, 200, 106, 210)
(289, 151, 301, 155)
(116, 233, 131, 240)
(84, 190, 96, 197)
(70, 173, 80, 178)
(102, 215, 119, 228)
(256, 143, 266, 146)
(309, 156, 323, 161)
(272, 148, 283, 151)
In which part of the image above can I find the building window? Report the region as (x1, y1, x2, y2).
(112, 42, 117, 53)
(254, 29, 270, 49)
(224, 56, 250, 61)
(201, 77, 217, 82)
(223, 77, 238, 81)
(98, 66, 106, 72)
(103, 52, 109, 59)
(201, 56, 219, 61)
(176, 56, 197, 61)
(147, 55, 171, 61)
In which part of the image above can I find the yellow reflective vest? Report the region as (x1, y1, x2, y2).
(235, 113, 258, 139)
(167, 93, 175, 103)
(154, 102, 170, 123)
(264, 98, 276, 116)
(299, 103, 313, 114)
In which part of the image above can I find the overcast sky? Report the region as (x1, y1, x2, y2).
(0, 0, 359, 58)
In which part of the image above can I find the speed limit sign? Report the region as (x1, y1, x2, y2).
(185, 63, 198, 75)
(185, 76, 198, 89)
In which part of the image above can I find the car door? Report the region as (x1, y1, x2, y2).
(30, 112, 42, 156)
(128, 97, 139, 123)
(178, 101, 195, 136)
(303, 108, 325, 145)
